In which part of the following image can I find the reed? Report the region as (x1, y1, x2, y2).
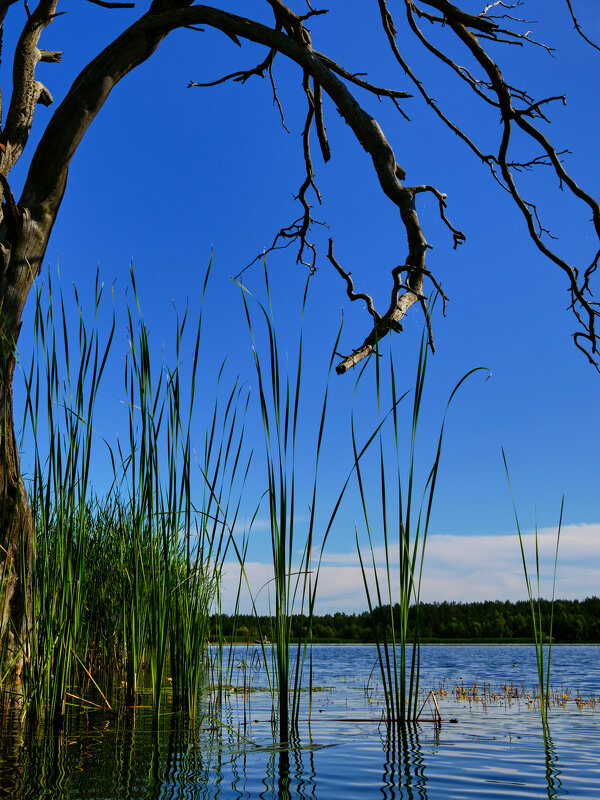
(19, 271, 115, 723)
(354, 334, 482, 734)
(237, 267, 363, 744)
(110, 268, 251, 719)
(233, 274, 464, 745)
(2, 264, 246, 723)
(503, 450, 563, 730)
(238, 272, 318, 743)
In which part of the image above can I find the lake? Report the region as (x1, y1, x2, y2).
(0, 644, 598, 798)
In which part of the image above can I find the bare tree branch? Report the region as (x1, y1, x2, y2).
(327, 239, 380, 322)
(1, 0, 59, 178)
(412, 185, 466, 249)
(445, 11, 600, 359)
(313, 51, 411, 103)
(188, 28, 281, 88)
(86, 0, 135, 8)
(269, 62, 289, 131)
(313, 79, 330, 163)
(364, 0, 600, 368)
(377, 0, 499, 167)
(1, 0, 599, 377)
(563, 0, 600, 52)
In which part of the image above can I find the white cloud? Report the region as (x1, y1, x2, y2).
(216, 523, 600, 614)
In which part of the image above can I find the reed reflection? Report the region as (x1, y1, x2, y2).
(256, 737, 317, 800)
(145, 709, 226, 800)
(23, 722, 70, 800)
(380, 723, 429, 800)
(542, 723, 563, 800)
(294, 744, 317, 800)
(0, 712, 25, 799)
(116, 709, 137, 800)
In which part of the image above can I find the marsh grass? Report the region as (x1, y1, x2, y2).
(354, 334, 483, 734)
(3, 265, 248, 724)
(237, 272, 333, 744)
(503, 450, 563, 731)
(2, 259, 484, 749)
(20, 271, 114, 723)
(236, 268, 385, 745)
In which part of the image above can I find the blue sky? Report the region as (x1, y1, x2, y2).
(5, 1, 600, 612)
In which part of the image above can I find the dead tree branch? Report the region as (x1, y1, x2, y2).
(563, 0, 600, 52)
(86, 0, 135, 8)
(361, 0, 600, 370)
(327, 239, 380, 322)
(1, 0, 59, 178)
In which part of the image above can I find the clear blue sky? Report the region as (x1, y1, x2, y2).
(5, 1, 600, 611)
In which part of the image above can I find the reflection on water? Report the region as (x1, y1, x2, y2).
(543, 725, 564, 800)
(380, 725, 429, 800)
(272, 745, 318, 800)
(0, 645, 599, 798)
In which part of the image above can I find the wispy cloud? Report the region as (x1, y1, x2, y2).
(217, 523, 600, 614)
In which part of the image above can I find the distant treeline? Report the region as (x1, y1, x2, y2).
(213, 597, 600, 643)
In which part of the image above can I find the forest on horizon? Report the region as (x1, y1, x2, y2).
(215, 597, 600, 644)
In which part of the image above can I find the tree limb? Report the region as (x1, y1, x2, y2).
(4, 0, 599, 374)
(563, 0, 600, 52)
(86, 0, 135, 8)
(1, 0, 59, 178)
(11, 3, 427, 361)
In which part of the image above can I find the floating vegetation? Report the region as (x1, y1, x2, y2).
(424, 680, 600, 714)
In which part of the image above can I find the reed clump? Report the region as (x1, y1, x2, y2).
(236, 270, 348, 745)
(0, 267, 248, 725)
(504, 450, 563, 731)
(353, 333, 483, 734)
(1, 261, 483, 750)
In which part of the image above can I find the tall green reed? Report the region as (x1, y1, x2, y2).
(238, 273, 324, 743)
(8, 263, 246, 724)
(103, 266, 250, 720)
(503, 451, 563, 730)
(237, 268, 373, 744)
(21, 270, 114, 723)
(354, 334, 482, 733)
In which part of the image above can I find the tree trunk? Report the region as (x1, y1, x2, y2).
(0, 347, 33, 681)
(0, 207, 54, 680)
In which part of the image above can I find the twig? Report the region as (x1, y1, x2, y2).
(327, 239, 380, 321)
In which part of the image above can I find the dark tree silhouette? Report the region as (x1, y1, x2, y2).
(1, 0, 599, 669)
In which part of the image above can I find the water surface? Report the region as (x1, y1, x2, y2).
(1, 645, 598, 798)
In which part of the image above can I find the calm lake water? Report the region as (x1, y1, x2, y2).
(1, 644, 598, 799)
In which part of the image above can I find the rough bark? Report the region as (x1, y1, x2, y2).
(0, 352, 32, 678)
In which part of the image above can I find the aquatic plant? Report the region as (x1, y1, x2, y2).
(18, 271, 115, 723)
(237, 270, 334, 744)
(0, 264, 246, 723)
(504, 450, 563, 730)
(113, 270, 250, 720)
(354, 333, 482, 732)
(236, 267, 381, 744)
